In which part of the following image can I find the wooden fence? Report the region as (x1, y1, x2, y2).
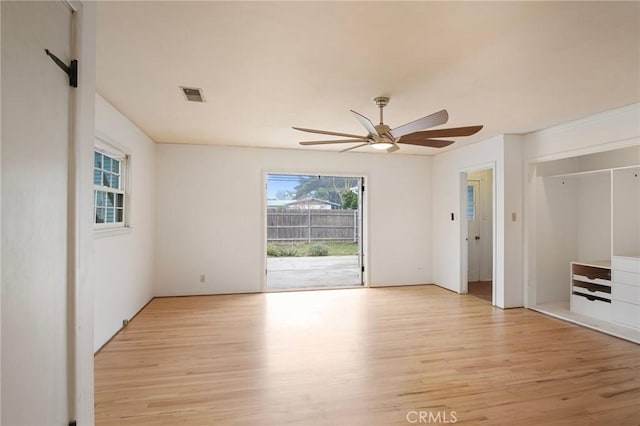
(267, 209, 359, 243)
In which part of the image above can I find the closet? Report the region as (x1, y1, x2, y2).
(530, 145, 640, 342)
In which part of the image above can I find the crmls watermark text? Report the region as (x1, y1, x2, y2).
(406, 410, 457, 424)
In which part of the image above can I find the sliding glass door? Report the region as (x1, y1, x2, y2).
(266, 173, 364, 290)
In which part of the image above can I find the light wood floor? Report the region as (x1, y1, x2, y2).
(468, 281, 493, 303)
(95, 285, 640, 425)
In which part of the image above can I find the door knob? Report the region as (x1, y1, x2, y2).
(475, 235, 480, 240)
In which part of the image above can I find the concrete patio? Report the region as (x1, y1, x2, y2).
(267, 255, 361, 289)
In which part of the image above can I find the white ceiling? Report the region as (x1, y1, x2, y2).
(96, 1, 640, 155)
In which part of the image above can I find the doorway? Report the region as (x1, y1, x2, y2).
(464, 168, 494, 303)
(265, 173, 364, 291)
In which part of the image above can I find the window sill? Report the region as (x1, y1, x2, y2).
(94, 226, 131, 239)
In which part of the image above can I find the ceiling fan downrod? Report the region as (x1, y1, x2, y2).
(374, 96, 389, 125)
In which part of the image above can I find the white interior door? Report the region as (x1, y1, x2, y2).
(1, 1, 73, 424)
(467, 181, 481, 282)
(358, 177, 364, 285)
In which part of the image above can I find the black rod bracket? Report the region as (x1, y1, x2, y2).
(45, 49, 78, 88)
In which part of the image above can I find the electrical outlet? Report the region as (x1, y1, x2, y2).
(200, 274, 206, 283)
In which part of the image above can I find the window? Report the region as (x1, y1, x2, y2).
(94, 147, 127, 229)
(466, 184, 476, 221)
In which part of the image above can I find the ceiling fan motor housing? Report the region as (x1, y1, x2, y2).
(373, 124, 394, 144)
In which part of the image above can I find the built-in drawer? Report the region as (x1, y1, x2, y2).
(571, 292, 612, 322)
(572, 280, 611, 299)
(613, 270, 640, 287)
(572, 274, 611, 286)
(612, 300, 640, 329)
(572, 263, 611, 282)
(613, 283, 640, 305)
(612, 256, 640, 274)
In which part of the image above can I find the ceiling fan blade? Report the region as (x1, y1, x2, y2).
(397, 138, 454, 149)
(299, 139, 369, 146)
(402, 125, 483, 139)
(292, 126, 366, 140)
(389, 109, 449, 138)
(386, 145, 400, 153)
(340, 143, 370, 153)
(350, 110, 379, 136)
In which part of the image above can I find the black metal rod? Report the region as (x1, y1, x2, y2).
(45, 49, 70, 74)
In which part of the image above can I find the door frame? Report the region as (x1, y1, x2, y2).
(459, 163, 496, 305)
(261, 171, 369, 292)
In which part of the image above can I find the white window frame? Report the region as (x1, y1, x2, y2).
(93, 139, 129, 231)
(466, 183, 476, 221)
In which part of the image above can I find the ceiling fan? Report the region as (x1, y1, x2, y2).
(293, 97, 483, 153)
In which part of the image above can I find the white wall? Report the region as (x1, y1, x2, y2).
(576, 173, 611, 262)
(612, 167, 640, 257)
(93, 94, 155, 351)
(431, 134, 524, 308)
(502, 135, 524, 307)
(154, 145, 433, 296)
(534, 177, 578, 305)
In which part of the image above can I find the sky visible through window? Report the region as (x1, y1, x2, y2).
(267, 174, 304, 199)
(268, 174, 361, 207)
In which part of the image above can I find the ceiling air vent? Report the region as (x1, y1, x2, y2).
(180, 86, 205, 102)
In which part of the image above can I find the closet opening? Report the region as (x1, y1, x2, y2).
(526, 145, 640, 343)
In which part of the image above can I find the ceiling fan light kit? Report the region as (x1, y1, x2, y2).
(293, 96, 483, 154)
(371, 142, 394, 150)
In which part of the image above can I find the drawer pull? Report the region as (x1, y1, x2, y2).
(572, 291, 611, 303)
(572, 280, 611, 294)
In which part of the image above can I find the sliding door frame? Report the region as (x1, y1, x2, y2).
(261, 171, 369, 292)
